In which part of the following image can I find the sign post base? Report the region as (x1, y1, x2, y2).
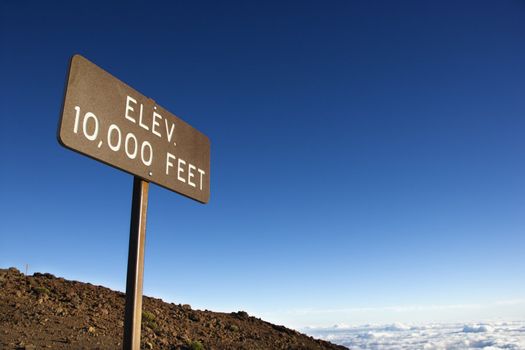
(123, 176, 149, 350)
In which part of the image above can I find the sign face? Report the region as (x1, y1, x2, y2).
(58, 55, 210, 203)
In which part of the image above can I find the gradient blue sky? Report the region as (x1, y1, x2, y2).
(1, 1, 524, 328)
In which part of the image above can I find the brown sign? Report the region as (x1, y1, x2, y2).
(58, 55, 210, 203)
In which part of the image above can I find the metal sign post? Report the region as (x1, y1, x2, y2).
(123, 176, 149, 350)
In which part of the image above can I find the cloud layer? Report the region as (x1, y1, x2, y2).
(304, 321, 525, 349)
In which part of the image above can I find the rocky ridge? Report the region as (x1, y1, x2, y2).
(0, 268, 347, 350)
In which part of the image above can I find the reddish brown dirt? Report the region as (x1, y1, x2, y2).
(0, 268, 347, 350)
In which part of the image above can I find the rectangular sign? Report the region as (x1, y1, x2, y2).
(58, 55, 210, 203)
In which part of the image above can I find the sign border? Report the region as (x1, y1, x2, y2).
(57, 54, 211, 204)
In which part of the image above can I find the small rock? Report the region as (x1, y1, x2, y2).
(232, 310, 249, 319)
(228, 324, 239, 332)
(87, 326, 96, 334)
(8, 267, 21, 275)
(145, 341, 154, 349)
(189, 313, 201, 322)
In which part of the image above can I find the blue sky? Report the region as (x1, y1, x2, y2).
(1, 1, 524, 328)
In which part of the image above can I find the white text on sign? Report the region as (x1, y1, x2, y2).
(70, 96, 206, 191)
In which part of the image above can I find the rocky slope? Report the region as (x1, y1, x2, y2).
(0, 268, 347, 350)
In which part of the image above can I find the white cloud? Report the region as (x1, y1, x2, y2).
(383, 322, 411, 331)
(304, 321, 525, 350)
(463, 324, 494, 333)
